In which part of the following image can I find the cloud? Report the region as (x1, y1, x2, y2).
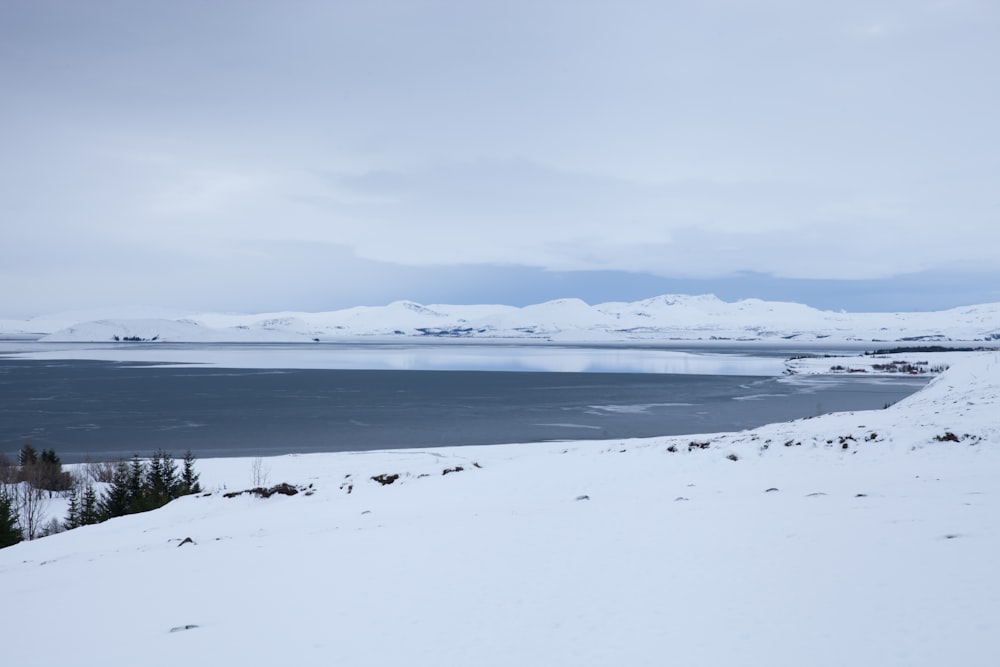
(1, 0, 998, 315)
(305, 158, 996, 281)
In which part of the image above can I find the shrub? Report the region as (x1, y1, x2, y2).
(0, 485, 23, 548)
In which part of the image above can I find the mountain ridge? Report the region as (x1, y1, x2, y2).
(3, 294, 998, 343)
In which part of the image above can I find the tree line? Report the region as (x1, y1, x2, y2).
(1, 443, 200, 548)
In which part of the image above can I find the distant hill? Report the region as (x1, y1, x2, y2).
(3, 294, 999, 343)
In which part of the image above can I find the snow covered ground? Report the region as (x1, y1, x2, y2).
(2, 351, 997, 666)
(3, 294, 1000, 342)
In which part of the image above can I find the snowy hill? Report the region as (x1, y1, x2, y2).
(2, 351, 998, 666)
(6, 294, 1000, 342)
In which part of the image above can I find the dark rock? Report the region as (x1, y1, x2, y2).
(260, 483, 299, 497)
(223, 482, 300, 499)
(169, 625, 199, 633)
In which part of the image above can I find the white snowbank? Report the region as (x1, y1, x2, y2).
(1, 352, 998, 666)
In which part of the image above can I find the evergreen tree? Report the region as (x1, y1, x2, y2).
(0, 485, 23, 548)
(144, 450, 177, 510)
(180, 450, 201, 494)
(65, 488, 80, 530)
(18, 442, 37, 467)
(80, 484, 99, 526)
(142, 454, 162, 511)
(99, 460, 133, 520)
(159, 450, 178, 493)
(96, 451, 201, 523)
(126, 455, 144, 512)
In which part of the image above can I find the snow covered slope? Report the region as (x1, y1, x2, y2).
(10, 294, 1000, 342)
(2, 352, 998, 666)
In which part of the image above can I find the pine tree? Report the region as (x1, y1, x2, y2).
(160, 450, 178, 494)
(144, 453, 163, 511)
(0, 485, 24, 548)
(99, 460, 133, 520)
(126, 455, 144, 513)
(180, 450, 201, 495)
(144, 450, 177, 509)
(18, 442, 37, 467)
(96, 451, 199, 522)
(65, 488, 80, 530)
(80, 484, 99, 526)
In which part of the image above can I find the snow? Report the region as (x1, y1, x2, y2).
(3, 293, 999, 342)
(2, 352, 998, 666)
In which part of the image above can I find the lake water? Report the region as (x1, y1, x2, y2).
(0, 342, 929, 462)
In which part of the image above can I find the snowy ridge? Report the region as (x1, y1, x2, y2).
(2, 352, 998, 666)
(9, 294, 1000, 342)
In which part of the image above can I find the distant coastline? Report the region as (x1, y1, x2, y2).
(3, 294, 999, 344)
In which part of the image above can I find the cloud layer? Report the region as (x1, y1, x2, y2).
(2, 1, 998, 315)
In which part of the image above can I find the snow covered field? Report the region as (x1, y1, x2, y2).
(2, 351, 997, 666)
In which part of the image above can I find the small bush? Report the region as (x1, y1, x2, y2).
(85, 459, 119, 484)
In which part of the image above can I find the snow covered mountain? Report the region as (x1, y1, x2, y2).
(5, 294, 1000, 343)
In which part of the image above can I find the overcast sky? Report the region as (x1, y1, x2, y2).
(2, 0, 998, 317)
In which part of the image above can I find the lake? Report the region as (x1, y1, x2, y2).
(0, 342, 929, 462)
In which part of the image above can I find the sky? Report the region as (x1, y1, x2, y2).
(2, 0, 999, 318)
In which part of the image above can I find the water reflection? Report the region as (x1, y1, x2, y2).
(1, 342, 788, 376)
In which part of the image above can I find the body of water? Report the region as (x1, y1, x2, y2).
(0, 342, 929, 462)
